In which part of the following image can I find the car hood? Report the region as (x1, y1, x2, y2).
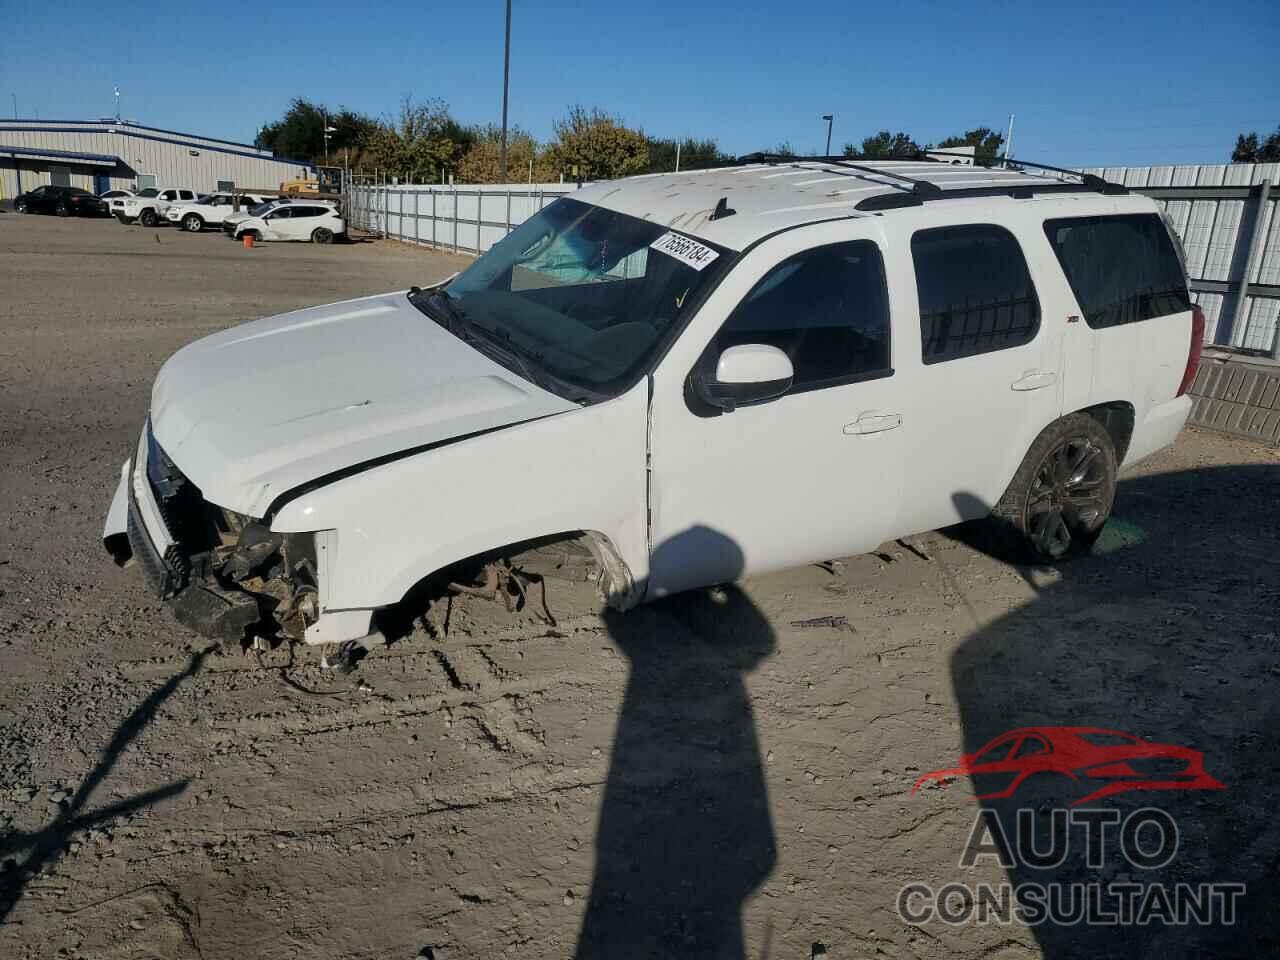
(149, 290, 578, 518)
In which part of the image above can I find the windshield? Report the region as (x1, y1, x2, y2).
(136, 188, 160, 198)
(437, 197, 728, 396)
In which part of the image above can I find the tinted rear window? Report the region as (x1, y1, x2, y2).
(1043, 214, 1191, 329)
(911, 224, 1040, 364)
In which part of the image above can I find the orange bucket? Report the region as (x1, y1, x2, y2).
(242, 233, 254, 249)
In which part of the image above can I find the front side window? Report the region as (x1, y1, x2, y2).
(912, 224, 1040, 364)
(435, 197, 729, 396)
(1043, 214, 1191, 329)
(136, 188, 160, 198)
(716, 240, 891, 391)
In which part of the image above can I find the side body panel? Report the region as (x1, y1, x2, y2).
(881, 204, 1065, 531)
(271, 385, 650, 612)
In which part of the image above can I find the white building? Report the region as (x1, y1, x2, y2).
(0, 119, 314, 201)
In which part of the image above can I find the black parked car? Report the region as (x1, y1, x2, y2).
(13, 185, 108, 217)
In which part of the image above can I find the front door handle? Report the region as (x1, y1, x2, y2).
(1011, 370, 1058, 391)
(844, 413, 903, 435)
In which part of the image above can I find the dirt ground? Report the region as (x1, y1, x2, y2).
(1, 213, 1278, 959)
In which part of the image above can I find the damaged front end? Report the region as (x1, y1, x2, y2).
(108, 422, 323, 646)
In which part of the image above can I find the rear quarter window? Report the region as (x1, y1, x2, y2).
(1043, 214, 1191, 329)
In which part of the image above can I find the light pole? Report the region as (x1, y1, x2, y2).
(499, 0, 512, 182)
(822, 114, 833, 156)
(323, 111, 337, 163)
(11, 93, 17, 119)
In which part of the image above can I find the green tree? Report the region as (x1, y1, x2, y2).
(255, 98, 378, 163)
(936, 126, 1005, 163)
(1232, 127, 1280, 163)
(457, 125, 556, 183)
(643, 136, 728, 173)
(845, 131, 921, 159)
(362, 97, 472, 183)
(545, 106, 649, 181)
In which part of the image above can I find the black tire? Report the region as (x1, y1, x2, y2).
(182, 213, 204, 232)
(311, 227, 334, 244)
(15, 200, 28, 214)
(139, 208, 158, 227)
(991, 413, 1117, 564)
(55, 202, 72, 217)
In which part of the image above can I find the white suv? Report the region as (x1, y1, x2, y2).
(230, 201, 345, 244)
(103, 158, 1203, 647)
(113, 187, 198, 226)
(166, 193, 269, 232)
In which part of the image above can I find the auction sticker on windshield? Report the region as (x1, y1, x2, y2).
(650, 232, 720, 271)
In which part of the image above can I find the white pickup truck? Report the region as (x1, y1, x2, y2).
(165, 193, 269, 232)
(112, 187, 198, 226)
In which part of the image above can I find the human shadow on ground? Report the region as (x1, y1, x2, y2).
(574, 526, 777, 959)
(0, 647, 209, 923)
(934, 465, 1280, 958)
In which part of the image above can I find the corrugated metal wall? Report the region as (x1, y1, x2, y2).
(0, 121, 313, 199)
(1083, 162, 1280, 352)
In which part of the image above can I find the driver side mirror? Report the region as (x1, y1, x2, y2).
(694, 343, 794, 412)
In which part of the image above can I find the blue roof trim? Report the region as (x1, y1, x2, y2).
(0, 125, 315, 172)
(0, 144, 120, 164)
(6, 118, 262, 151)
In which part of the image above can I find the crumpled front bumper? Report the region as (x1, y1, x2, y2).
(102, 436, 261, 643)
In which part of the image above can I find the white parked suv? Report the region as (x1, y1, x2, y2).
(230, 201, 345, 244)
(113, 187, 198, 226)
(166, 193, 269, 232)
(103, 157, 1203, 648)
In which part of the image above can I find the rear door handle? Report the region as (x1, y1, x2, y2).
(1011, 370, 1058, 391)
(844, 413, 903, 435)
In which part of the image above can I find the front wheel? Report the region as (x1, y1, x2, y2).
(55, 202, 72, 217)
(183, 214, 203, 232)
(139, 208, 158, 227)
(311, 227, 334, 244)
(15, 200, 28, 214)
(991, 413, 1118, 563)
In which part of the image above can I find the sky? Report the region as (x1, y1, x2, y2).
(1, 0, 1276, 169)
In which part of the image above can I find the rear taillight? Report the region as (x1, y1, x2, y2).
(1177, 304, 1206, 397)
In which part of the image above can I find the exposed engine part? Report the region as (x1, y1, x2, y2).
(207, 524, 321, 643)
(221, 524, 282, 580)
(447, 559, 557, 626)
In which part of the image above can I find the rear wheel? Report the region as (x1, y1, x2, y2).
(55, 201, 71, 217)
(15, 199, 28, 214)
(139, 208, 158, 227)
(182, 213, 204, 232)
(311, 227, 334, 244)
(991, 413, 1117, 563)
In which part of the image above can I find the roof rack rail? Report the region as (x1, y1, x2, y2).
(735, 152, 942, 198)
(730, 151, 1128, 212)
(923, 150, 1128, 195)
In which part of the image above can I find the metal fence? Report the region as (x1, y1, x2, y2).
(346, 181, 579, 256)
(349, 162, 1280, 357)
